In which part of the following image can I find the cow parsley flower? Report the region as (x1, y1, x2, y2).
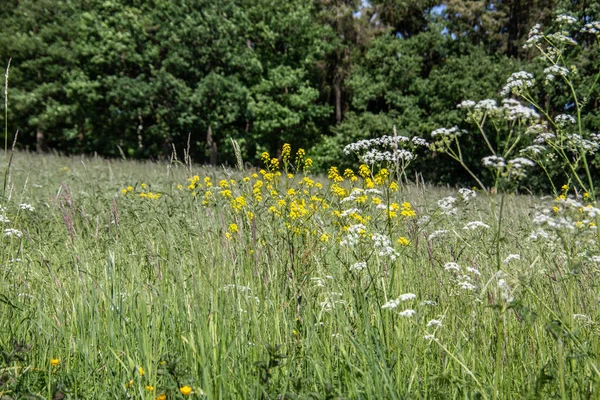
(463, 221, 490, 230)
(482, 155, 506, 169)
(503, 254, 521, 263)
(398, 309, 416, 317)
(427, 319, 443, 327)
(501, 71, 536, 96)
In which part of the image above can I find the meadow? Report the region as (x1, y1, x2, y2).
(0, 147, 599, 400)
(1, 14, 599, 400)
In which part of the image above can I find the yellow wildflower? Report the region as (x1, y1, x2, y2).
(145, 385, 155, 392)
(229, 223, 238, 233)
(397, 237, 410, 246)
(127, 186, 133, 192)
(156, 394, 167, 400)
(141, 183, 147, 189)
(180, 386, 193, 396)
(282, 143, 291, 163)
(138, 366, 145, 376)
(177, 184, 183, 190)
(121, 189, 127, 195)
(50, 358, 60, 367)
(320, 233, 330, 242)
(358, 164, 370, 178)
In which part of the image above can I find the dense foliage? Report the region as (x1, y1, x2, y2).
(0, 0, 599, 189)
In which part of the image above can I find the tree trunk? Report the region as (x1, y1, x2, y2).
(36, 129, 46, 152)
(207, 124, 218, 165)
(335, 79, 342, 124)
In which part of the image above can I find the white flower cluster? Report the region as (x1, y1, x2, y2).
(349, 261, 367, 272)
(500, 71, 536, 96)
(457, 100, 476, 109)
(344, 135, 409, 154)
(497, 272, 514, 302)
(564, 133, 600, 153)
(507, 157, 535, 174)
(381, 293, 416, 310)
(340, 208, 360, 217)
(544, 65, 569, 83)
(340, 223, 367, 246)
(482, 155, 506, 169)
(443, 261, 480, 292)
(361, 148, 415, 165)
(581, 21, 600, 35)
(437, 196, 457, 215)
(547, 31, 577, 46)
(458, 188, 477, 202)
(508, 157, 535, 169)
(523, 24, 542, 49)
(428, 230, 449, 240)
(431, 126, 465, 138)
(427, 319, 442, 328)
(556, 14, 577, 25)
(533, 132, 556, 144)
(19, 203, 35, 211)
(556, 114, 576, 127)
(4, 228, 22, 238)
(502, 99, 540, 121)
(412, 136, 429, 146)
(463, 221, 490, 230)
(371, 233, 399, 260)
(340, 188, 365, 203)
(520, 144, 546, 156)
(344, 134, 426, 166)
(503, 254, 521, 263)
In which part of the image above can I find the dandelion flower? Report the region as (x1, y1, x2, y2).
(50, 358, 60, 367)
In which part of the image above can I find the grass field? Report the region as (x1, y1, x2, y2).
(0, 150, 599, 399)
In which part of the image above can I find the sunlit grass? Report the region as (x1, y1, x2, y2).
(0, 151, 598, 399)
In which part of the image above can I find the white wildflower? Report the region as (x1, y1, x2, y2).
(431, 126, 464, 138)
(4, 228, 22, 238)
(428, 230, 449, 240)
(426, 319, 443, 327)
(444, 262, 460, 271)
(501, 71, 536, 96)
(398, 293, 417, 302)
(398, 309, 416, 317)
(19, 204, 35, 211)
(349, 261, 367, 272)
(382, 299, 400, 309)
(457, 100, 476, 109)
(463, 221, 490, 230)
(503, 254, 521, 263)
(482, 155, 506, 169)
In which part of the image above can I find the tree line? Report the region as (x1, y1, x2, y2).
(1, 0, 598, 188)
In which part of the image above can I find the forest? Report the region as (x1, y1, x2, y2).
(1, 0, 599, 188)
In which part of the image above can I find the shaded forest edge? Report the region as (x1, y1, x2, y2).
(0, 0, 598, 191)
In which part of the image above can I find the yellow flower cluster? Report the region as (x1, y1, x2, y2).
(121, 184, 161, 200)
(174, 144, 415, 249)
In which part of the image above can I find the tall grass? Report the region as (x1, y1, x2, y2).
(0, 152, 598, 399)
